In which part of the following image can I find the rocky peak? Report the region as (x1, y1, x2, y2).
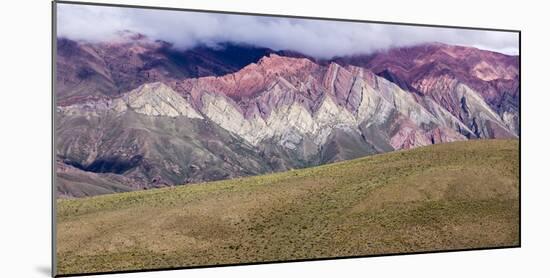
(123, 82, 203, 118)
(256, 54, 318, 76)
(183, 54, 320, 102)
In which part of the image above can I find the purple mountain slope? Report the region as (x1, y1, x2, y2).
(55, 33, 519, 197)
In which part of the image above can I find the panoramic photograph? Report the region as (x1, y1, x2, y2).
(54, 2, 520, 276)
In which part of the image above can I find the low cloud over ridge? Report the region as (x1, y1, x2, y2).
(57, 3, 519, 58)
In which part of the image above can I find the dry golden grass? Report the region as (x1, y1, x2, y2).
(56, 139, 519, 275)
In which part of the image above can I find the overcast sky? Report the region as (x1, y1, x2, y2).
(56, 3, 519, 59)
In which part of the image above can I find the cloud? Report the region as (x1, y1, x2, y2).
(56, 3, 519, 58)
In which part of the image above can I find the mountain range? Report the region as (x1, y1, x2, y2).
(55, 32, 519, 197)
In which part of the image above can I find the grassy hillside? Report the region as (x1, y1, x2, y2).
(56, 139, 519, 275)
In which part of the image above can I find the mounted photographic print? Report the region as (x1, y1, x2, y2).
(53, 1, 520, 276)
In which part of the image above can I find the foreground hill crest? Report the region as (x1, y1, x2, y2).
(56, 140, 519, 274)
